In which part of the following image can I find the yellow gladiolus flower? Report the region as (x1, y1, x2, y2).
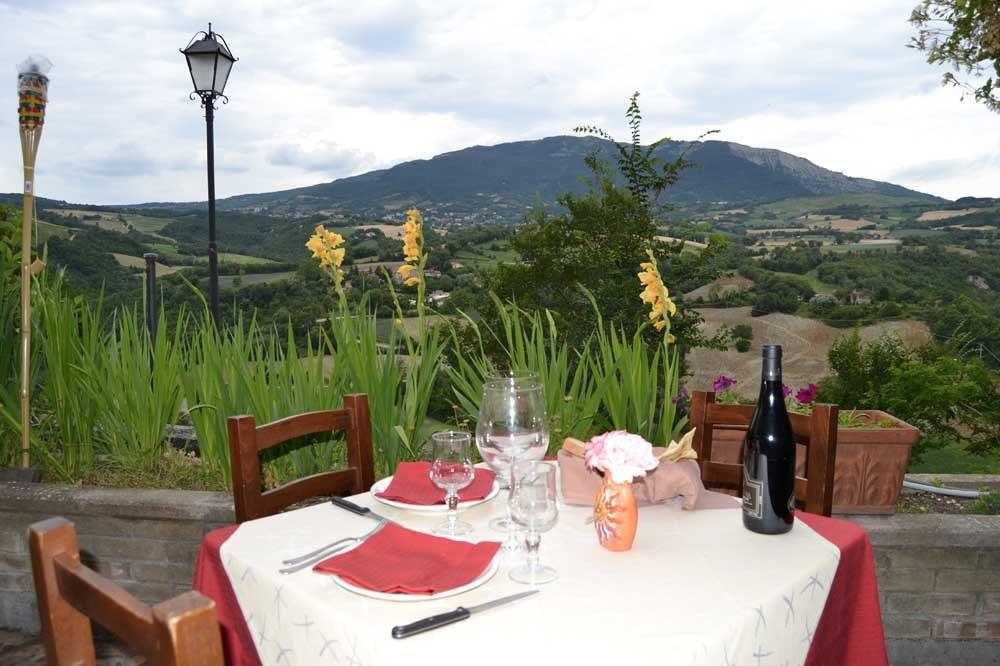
(398, 207, 425, 286)
(638, 248, 676, 341)
(404, 277, 420, 287)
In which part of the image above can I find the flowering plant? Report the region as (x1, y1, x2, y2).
(306, 225, 347, 302)
(584, 430, 660, 484)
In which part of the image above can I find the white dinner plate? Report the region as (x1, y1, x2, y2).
(370, 475, 500, 513)
(326, 549, 500, 602)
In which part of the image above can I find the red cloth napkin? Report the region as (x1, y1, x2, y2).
(313, 523, 501, 595)
(375, 461, 496, 505)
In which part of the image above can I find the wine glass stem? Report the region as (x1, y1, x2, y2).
(446, 492, 459, 531)
(505, 454, 518, 547)
(525, 530, 540, 573)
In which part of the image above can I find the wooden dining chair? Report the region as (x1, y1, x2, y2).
(227, 393, 375, 522)
(28, 517, 223, 666)
(689, 390, 839, 516)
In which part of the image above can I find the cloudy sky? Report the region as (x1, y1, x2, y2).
(1, 0, 997, 204)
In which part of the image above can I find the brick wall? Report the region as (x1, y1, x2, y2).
(0, 483, 233, 633)
(851, 513, 1000, 664)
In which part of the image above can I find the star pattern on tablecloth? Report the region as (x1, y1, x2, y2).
(273, 584, 289, 621)
(344, 635, 365, 666)
(752, 643, 773, 666)
(801, 615, 815, 645)
(292, 613, 314, 639)
(723, 645, 737, 666)
(781, 593, 795, 628)
(753, 605, 767, 636)
(801, 574, 824, 599)
(274, 638, 294, 665)
(255, 617, 271, 651)
(318, 632, 339, 661)
(241, 565, 257, 586)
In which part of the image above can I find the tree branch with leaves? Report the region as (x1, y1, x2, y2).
(910, 0, 1000, 112)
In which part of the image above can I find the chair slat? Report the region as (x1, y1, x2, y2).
(258, 469, 360, 517)
(255, 410, 354, 451)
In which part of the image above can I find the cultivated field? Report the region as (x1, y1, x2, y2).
(112, 253, 179, 275)
(805, 217, 877, 232)
(684, 276, 754, 301)
(916, 208, 982, 222)
(685, 307, 931, 399)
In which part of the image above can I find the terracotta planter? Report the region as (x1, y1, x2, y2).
(710, 410, 920, 514)
(594, 476, 638, 551)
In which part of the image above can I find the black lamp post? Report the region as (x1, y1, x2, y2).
(181, 23, 236, 326)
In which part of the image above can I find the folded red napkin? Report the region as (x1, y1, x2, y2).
(375, 461, 496, 505)
(313, 523, 501, 594)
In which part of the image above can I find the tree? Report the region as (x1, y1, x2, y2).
(910, 1, 1000, 112)
(487, 93, 722, 348)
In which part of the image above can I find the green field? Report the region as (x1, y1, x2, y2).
(218, 271, 295, 287)
(771, 269, 835, 294)
(36, 220, 72, 242)
(909, 441, 1000, 474)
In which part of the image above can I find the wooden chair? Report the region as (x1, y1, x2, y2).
(227, 393, 375, 522)
(689, 390, 839, 516)
(28, 517, 223, 666)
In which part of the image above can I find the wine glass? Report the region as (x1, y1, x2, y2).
(508, 461, 559, 585)
(475, 376, 548, 549)
(429, 431, 475, 536)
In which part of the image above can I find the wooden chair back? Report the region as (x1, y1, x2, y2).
(689, 390, 839, 516)
(227, 393, 375, 522)
(28, 517, 223, 666)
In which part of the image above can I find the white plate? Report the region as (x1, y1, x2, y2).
(326, 549, 500, 602)
(370, 475, 500, 513)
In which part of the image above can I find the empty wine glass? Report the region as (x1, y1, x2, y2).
(508, 461, 559, 585)
(429, 431, 475, 536)
(475, 376, 548, 549)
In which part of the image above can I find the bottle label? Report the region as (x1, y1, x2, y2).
(743, 467, 762, 519)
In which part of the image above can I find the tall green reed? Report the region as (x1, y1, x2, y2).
(448, 295, 606, 453)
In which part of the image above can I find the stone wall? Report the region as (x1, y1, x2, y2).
(850, 512, 1000, 665)
(0, 482, 998, 664)
(0, 482, 233, 633)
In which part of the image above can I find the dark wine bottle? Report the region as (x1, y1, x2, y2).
(742, 344, 796, 534)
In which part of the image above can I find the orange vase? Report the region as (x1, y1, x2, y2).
(593, 475, 638, 551)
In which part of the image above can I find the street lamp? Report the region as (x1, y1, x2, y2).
(181, 23, 236, 326)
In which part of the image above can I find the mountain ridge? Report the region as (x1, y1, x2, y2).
(3, 136, 943, 224)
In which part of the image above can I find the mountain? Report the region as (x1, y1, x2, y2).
(138, 136, 940, 224)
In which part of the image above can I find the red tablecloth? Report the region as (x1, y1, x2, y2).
(193, 511, 887, 666)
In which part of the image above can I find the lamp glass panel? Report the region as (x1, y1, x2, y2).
(213, 56, 234, 95)
(187, 52, 218, 93)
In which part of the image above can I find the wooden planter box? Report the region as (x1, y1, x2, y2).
(710, 410, 921, 514)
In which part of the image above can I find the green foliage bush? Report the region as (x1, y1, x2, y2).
(820, 331, 1000, 461)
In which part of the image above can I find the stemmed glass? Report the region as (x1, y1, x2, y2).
(429, 431, 475, 536)
(508, 461, 559, 584)
(475, 376, 548, 550)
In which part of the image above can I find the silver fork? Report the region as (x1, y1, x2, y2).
(278, 521, 387, 575)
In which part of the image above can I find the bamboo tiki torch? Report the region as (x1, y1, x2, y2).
(16, 56, 51, 468)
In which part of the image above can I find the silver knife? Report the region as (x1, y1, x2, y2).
(330, 496, 391, 523)
(391, 590, 539, 639)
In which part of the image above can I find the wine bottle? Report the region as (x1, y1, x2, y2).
(742, 344, 796, 534)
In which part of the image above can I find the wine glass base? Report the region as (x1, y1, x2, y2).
(509, 564, 557, 585)
(433, 520, 473, 536)
(489, 516, 512, 532)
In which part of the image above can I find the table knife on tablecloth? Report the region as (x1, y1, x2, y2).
(391, 590, 539, 639)
(330, 496, 391, 523)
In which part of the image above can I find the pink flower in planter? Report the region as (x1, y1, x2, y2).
(796, 383, 821, 404)
(782, 384, 792, 398)
(672, 388, 690, 405)
(712, 375, 737, 393)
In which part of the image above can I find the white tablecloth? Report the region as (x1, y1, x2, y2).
(221, 489, 839, 666)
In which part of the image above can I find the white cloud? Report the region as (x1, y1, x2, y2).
(0, 0, 996, 204)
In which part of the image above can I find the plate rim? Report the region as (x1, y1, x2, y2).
(370, 474, 500, 513)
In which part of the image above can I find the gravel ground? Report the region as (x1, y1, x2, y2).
(896, 490, 979, 514)
(0, 628, 141, 665)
